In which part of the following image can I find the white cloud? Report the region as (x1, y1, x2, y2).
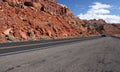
(78, 2, 120, 23)
(87, 8, 110, 14)
(89, 2, 111, 10)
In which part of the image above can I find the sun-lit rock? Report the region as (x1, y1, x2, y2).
(0, 0, 119, 43)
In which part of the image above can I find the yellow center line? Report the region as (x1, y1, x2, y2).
(0, 39, 79, 50)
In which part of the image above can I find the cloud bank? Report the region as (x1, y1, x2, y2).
(78, 2, 120, 23)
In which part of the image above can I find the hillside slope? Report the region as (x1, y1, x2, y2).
(0, 0, 120, 43)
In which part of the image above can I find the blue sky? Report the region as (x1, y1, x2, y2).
(57, 0, 120, 23)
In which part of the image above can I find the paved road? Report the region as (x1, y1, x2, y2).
(0, 37, 120, 72)
(0, 36, 101, 55)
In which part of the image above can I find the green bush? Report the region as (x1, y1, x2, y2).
(0, 36, 3, 39)
(6, 35, 14, 41)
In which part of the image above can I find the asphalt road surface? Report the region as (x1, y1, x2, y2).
(0, 37, 120, 72)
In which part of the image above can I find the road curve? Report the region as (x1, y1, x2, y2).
(0, 36, 101, 56)
(0, 37, 120, 72)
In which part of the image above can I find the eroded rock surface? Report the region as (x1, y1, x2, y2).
(0, 0, 120, 42)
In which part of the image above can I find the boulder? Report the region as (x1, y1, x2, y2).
(19, 30, 28, 39)
(2, 0, 18, 7)
(3, 28, 12, 35)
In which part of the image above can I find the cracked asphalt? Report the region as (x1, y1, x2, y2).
(0, 37, 120, 72)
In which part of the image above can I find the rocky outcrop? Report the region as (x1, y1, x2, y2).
(83, 19, 120, 34)
(0, 0, 120, 43)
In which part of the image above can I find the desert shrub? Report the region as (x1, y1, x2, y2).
(0, 36, 3, 39)
(6, 35, 14, 41)
(28, 29, 33, 37)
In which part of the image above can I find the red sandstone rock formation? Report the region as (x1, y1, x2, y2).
(0, 0, 120, 43)
(83, 19, 120, 34)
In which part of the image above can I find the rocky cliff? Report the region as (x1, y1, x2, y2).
(0, 0, 120, 43)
